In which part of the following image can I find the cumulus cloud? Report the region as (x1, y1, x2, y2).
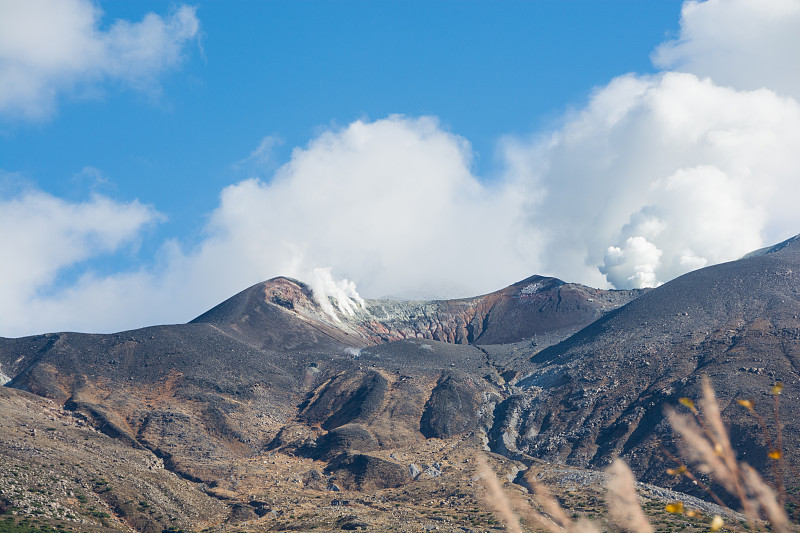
(0, 117, 536, 336)
(6, 80, 800, 334)
(652, 0, 800, 99)
(0, 0, 199, 119)
(5, 0, 800, 335)
(508, 71, 800, 288)
(182, 116, 535, 302)
(0, 189, 162, 335)
(602, 236, 662, 290)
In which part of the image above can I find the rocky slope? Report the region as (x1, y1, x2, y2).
(492, 235, 800, 499)
(190, 274, 643, 347)
(2, 384, 744, 533)
(0, 386, 227, 533)
(0, 274, 641, 528)
(2, 236, 800, 530)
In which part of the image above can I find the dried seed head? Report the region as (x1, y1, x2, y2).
(666, 408, 731, 488)
(476, 455, 523, 533)
(741, 463, 790, 533)
(605, 459, 653, 533)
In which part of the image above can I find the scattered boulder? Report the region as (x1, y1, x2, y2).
(301, 370, 389, 430)
(325, 453, 411, 490)
(228, 502, 258, 522)
(303, 423, 379, 460)
(420, 372, 480, 439)
(422, 462, 443, 479)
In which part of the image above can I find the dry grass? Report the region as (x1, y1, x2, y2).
(480, 376, 794, 533)
(668, 377, 790, 533)
(605, 459, 653, 533)
(478, 455, 599, 533)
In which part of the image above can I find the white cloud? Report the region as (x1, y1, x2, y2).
(653, 0, 800, 99)
(232, 135, 285, 177)
(0, 189, 162, 336)
(0, 117, 537, 336)
(5, 80, 800, 334)
(182, 116, 536, 303)
(602, 236, 662, 290)
(508, 71, 800, 288)
(5, 0, 800, 335)
(0, 0, 199, 119)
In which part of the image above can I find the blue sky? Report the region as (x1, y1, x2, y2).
(4, 1, 682, 243)
(2, 0, 800, 336)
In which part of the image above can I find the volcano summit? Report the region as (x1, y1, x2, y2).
(2, 235, 799, 532)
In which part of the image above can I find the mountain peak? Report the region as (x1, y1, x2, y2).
(3, 234, 800, 531)
(508, 275, 566, 294)
(188, 273, 640, 349)
(741, 232, 800, 259)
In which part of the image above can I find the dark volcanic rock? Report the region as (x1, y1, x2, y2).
(229, 503, 259, 522)
(351, 275, 643, 346)
(503, 234, 800, 494)
(301, 370, 390, 431)
(190, 276, 366, 350)
(325, 452, 411, 490)
(6, 235, 800, 517)
(189, 274, 642, 348)
(420, 372, 482, 439)
(303, 424, 380, 460)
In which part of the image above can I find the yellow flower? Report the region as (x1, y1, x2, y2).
(679, 397, 697, 412)
(665, 502, 684, 514)
(736, 398, 755, 412)
(710, 515, 724, 531)
(772, 382, 784, 396)
(768, 449, 782, 460)
(666, 466, 687, 476)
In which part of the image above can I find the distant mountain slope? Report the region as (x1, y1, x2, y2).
(496, 234, 800, 496)
(4, 234, 799, 519)
(0, 386, 227, 532)
(0, 273, 638, 497)
(191, 274, 643, 347)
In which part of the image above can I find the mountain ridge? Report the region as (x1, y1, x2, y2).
(190, 274, 645, 348)
(2, 234, 800, 531)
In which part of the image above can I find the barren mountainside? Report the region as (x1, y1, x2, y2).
(2, 235, 799, 532)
